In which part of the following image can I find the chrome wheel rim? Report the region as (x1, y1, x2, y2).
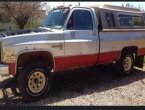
(28, 71, 46, 94)
(123, 56, 132, 72)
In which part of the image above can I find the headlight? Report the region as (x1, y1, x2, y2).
(3, 49, 16, 62)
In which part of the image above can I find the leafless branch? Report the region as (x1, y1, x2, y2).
(0, 2, 42, 29)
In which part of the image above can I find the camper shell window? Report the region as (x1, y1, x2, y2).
(105, 12, 116, 28)
(118, 14, 132, 26)
(110, 13, 116, 27)
(132, 16, 144, 26)
(105, 12, 111, 28)
(118, 14, 144, 27)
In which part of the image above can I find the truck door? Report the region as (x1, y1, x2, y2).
(63, 8, 99, 70)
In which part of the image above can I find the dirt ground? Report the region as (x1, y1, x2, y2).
(0, 65, 145, 106)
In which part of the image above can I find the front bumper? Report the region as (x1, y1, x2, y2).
(0, 64, 9, 77)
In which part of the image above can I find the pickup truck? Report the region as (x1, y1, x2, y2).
(0, 4, 145, 102)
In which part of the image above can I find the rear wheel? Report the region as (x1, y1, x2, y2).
(17, 61, 52, 102)
(115, 51, 135, 76)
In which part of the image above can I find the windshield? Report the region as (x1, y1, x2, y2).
(43, 8, 70, 29)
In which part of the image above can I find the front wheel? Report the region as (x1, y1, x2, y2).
(17, 61, 52, 102)
(115, 52, 135, 76)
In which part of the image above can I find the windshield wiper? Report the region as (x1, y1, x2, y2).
(47, 24, 55, 30)
(52, 25, 62, 29)
(47, 24, 62, 30)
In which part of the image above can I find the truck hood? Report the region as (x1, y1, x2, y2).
(1, 29, 63, 47)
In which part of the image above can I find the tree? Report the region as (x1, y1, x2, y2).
(0, 2, 43, 29)
(124, 3, 145, 11)
(138, 4, 144, 11)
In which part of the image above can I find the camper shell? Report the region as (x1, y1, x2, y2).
(88, 4, 145, 30)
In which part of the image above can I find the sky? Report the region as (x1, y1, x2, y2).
(45, 2, 145, 9)
(42, 2, 145, 15)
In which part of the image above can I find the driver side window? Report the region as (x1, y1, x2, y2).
(67, 10, 93, 30)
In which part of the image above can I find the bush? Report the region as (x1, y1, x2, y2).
(25, 19, 41, 29)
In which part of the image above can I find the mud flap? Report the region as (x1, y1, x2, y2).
(135, 55, 144, 68)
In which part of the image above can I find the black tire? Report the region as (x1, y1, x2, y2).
(17, 61, 52, 102)
(115, 51, 135, 76)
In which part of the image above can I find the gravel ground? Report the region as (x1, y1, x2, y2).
(0, 65, 145, 106)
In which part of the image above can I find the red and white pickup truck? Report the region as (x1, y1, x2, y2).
(0, 4, 145, 102)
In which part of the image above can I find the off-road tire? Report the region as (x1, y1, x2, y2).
(115, 51, 135, 76)
(17, 61, 52, 102)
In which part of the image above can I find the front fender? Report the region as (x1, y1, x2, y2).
(15, 49, 55, 74)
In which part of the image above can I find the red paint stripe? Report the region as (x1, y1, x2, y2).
(7, 63, 16, 75)
(64, 54, 98, 69)
(54, 54, 98, 71)
(5, 48, 145, 75)
(54, 57, 65, 71)
(98, 51, 121, 64)
(54, 51, 121, 71)
(138, 48, 145, 56)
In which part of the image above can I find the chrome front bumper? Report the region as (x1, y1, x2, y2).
(0, 64, 9, 77)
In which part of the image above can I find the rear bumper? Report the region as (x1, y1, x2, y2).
(0, 64, 9, 77)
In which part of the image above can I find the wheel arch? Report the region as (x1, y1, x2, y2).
(120, 46, 144, 69)
(121, 46, 138, 56)
(16, 50, 55, 75)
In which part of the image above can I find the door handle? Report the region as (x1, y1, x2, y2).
(90, 31, 96, 35)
